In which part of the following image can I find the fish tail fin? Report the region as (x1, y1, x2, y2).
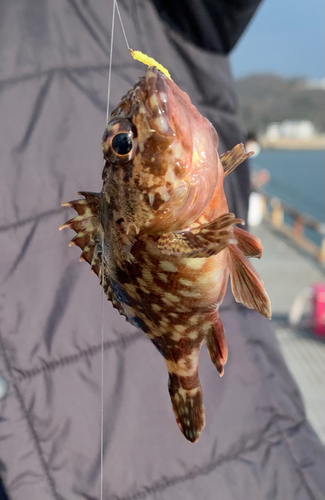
(206, 315, 228, 376)
(168, 370, 205, 443)
(60, 192, 105, 283)
(228, 244, 271, 319)
(233, 226, 263, 258)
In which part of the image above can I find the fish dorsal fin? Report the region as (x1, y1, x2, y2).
(233, 226, 263, 258)
(60, 192, 106, 286)
(61, 193, 144, 323)
(157, 213, 243, 257)
(220, 144, 253, 177)
(228, 244, 271, 319)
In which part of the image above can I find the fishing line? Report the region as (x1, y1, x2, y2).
(100, 246, 105, 500)
(106, 0, 117, 125)
(101, 2, 132, 497)
(116, 1, 130, 51)
(106, 1, 130, 125)
(101, 2, 117, 499)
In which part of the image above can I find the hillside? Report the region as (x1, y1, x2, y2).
(235, 74, 325, 135)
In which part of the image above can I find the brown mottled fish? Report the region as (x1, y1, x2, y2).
(61, 66, 271, 443)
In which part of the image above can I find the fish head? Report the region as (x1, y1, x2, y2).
(102, 66, 222, 235)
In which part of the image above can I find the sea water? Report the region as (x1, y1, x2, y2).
(252, 150, 325, 222)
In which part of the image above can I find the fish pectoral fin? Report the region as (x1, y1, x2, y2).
(60, 192, 106, 282)
(233, 226, 263, 258)
(220, 143, 253, 177)
(206, 315, 228, 376)
(168, 372, 205, 443)
(228, 244, 272, 319)
(157, 213, 243, 257)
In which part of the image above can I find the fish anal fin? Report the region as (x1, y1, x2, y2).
(168, 371, 205, 443)
(206, 315, 228, 376)
(229, 245, 271, 319)
(233, 226, 263, 258)
(60, 192, 104, 279)
(220, 144, 253, 177)
(157, 213, 243, 257)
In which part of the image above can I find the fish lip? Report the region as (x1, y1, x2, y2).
(143, 67, 175, 138)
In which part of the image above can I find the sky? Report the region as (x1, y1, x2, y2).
(231, 0, 324, 79)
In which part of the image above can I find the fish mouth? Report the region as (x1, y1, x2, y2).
(143, 67, 175, 138)
(138, 68, 220, 234)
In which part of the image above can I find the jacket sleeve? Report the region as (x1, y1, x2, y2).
(152, 0, 262, 53)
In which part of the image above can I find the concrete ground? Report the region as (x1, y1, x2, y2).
(252, 222, 325, 443)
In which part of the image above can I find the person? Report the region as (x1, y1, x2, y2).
(246, 131, 261, 157)
(0, 1, 324, 499)
(246, 131, 270, 227)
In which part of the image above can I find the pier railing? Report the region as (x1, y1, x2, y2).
(256, 190, 325, 264)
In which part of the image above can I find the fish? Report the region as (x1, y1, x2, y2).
(60, 66, 271, 443)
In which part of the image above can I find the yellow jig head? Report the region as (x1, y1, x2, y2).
(130, 49, 172, 80)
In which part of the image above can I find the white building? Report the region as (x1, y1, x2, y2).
(265, 120, 317, 140)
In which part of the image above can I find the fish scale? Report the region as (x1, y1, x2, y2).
(61, 66, 271, 442)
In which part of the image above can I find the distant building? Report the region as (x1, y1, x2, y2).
(264, 120, 317, 140)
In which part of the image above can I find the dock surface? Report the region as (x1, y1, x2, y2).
(252, 222, 325, 443)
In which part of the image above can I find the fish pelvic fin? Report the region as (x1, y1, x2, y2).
(228, 244, 271, 319)
(157, 213, 243, 257)
(233, 226, 263, 258)
(168, 371, 205, 443)
(206, 315, 228, 376)
(60, 192, 106, 284)
(220, 143, 253, 177)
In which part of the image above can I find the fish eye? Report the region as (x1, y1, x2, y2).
(111, 132, 133, 156)
(102, 120, 137, 165)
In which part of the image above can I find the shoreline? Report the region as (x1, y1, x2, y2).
(259, 135, 325, 150)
